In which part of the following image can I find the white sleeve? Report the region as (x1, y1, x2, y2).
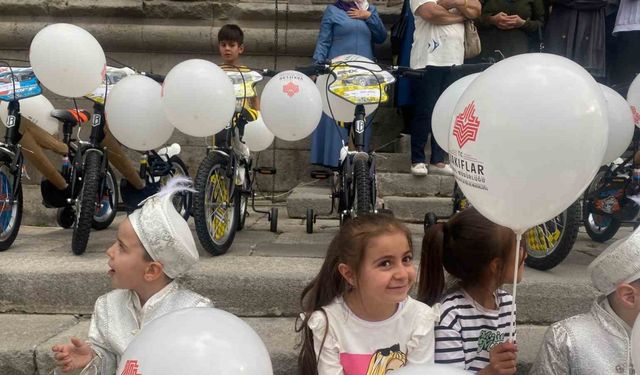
(406, 304, 438, 365)
(410, 0, 437, 15)
(308, 311, 344, 375)
(87, 296, 118, 375)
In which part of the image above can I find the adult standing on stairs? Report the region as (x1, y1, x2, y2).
(309, 0, 387, 170)
(409, 0, 481, 176)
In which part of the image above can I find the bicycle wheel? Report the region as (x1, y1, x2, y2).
(72, 151, 102, 255)
(237, 168, 249, 231)
(0, 165, 22, 251)
(353, 155, 372, 215)
(91, 166, 118, 230)
(582, 168, 621, 242)
(162, 155, 192, 220)
(524, 200, 581, 270)
(193, 152, 239, 256)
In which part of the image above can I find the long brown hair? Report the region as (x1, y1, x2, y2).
(296, 214, 413, 375)
(417, 207, 514, 306)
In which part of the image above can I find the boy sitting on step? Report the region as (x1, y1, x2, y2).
(530, 227, 640, 375)
(52, 177, 212, 374)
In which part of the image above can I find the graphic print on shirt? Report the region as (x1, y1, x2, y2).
(476, 329, 504, 353)
(340, 343, 407, 375)
(427, 39, 440, 53)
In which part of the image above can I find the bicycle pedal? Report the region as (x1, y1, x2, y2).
(255, 167, 276, 175)
(311, 170, 332, 179)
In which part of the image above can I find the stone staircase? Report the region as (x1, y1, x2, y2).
(287, 150, 455, 222)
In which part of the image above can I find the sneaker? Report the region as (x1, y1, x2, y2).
(411, 163, 429, 176)
(429, 163, 454, 176)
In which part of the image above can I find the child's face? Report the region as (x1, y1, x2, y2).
(218, 40, 244, 65)
(501, 236, 526, 285)
(106, 218, 153, 290)
(355, 232, 416, 307)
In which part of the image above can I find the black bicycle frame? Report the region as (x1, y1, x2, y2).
(352, 104, 366, 152)
(2, 100, 23, 199)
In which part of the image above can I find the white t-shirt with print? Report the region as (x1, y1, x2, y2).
(308, 296, 438, 375)
(410, 0, 465, 68)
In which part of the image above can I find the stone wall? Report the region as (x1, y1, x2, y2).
(0, 0, 404, 194)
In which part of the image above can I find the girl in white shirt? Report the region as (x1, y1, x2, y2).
(297, 214, 439, 375)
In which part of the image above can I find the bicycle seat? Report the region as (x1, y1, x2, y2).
(50, 109, 90, 125)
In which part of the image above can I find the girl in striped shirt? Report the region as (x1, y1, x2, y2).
(418, 207, 525, 375)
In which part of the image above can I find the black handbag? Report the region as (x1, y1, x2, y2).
(390, 0, 410, 56)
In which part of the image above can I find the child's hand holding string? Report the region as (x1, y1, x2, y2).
(51, 337, 94, 372)
(480, 341, 518, 375)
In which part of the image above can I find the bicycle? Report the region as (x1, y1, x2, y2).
(192, 66, 278, 256)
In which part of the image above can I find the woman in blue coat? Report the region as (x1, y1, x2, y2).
(310, 0, 387, 169)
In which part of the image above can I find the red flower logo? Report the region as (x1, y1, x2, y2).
(452, 101, 481, 148)
(120, 360, 142, 375)
(632, 105, 640, 126)
(282, 82, 299, 97)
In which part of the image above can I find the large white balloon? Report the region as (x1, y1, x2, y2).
(0, 95, 58, 135)
(117, 308, 273, 375)
(316, 54, 380, 122)
(29, 23, 106, 98)
(600, 84, 634, 165)
(105, 75, 174, 151)
(627, 73, 640, 128)
(243, 115, 274, 152)
(392, 364, 472, 374)
(432, 73, 480, 151)
(161, 59, 235, 137)
(261, 70, 322, 141)
(448, 53, 608, 233)
(632, 313, 640, 371)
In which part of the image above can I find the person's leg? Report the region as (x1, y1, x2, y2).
(425, 67, 449, 165)
(100, 127, 145, 190)
(410, 69, 431, 165)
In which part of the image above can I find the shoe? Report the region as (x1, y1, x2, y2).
(429, 163, 454, 176)
(41, 180, 71, 208)
(411, 163, 429, 176)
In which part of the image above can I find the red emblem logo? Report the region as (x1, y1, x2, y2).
(282, 82, 299, 97)
(120, 360, 142, 375)
(452, 101, 481, 148)
(632, 105, 640, 126)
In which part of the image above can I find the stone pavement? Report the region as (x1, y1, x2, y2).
(0, 210, 632, 374)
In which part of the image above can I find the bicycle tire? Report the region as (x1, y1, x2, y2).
(0, 167, 22, 251)
(237, 168, 249, 231)
(91, 166, 118, 230)
(168, 155, 192, 220)
(193, 152, 239, 256)
(353, 156, 372, 215)
(524, 200, 581, 270)
(72, 151, 102, 255)
(582, 168, 621, 242)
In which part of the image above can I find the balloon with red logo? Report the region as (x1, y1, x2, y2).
(448, 53, 608, 233)
(260, 70, 322, 141)
(116, 307, 273, 375)
(432, 73, 480, 151)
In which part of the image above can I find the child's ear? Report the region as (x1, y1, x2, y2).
(338, 263, 356, 288)
(239, 44, 245, 54)
(615, 283, 638, 308)
(144, 262, 166, 282)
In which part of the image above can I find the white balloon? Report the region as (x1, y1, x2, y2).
(393, 364, 472, 374)
(117, 308, 273, 375)
(632, 313, 640, 371)
(627, 74, 640, 128)
(243, 115, 274, 152)
(29, 23, 106, 98)
(448, 53, 608, 233)
(432, 73, 481, 151)
(260, 70, 322, 141)
(316, 54, 379, 122)
(0, 95, 58, 135)
(600, 84, 634, 165)
(162, 59, 235, 137)
(105, 75, 174, 151)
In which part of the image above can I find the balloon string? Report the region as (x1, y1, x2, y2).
(509, 232, 521, 342)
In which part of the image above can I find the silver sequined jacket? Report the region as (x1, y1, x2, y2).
(529, 296, 635, 375)
(85, 282, 212, 374)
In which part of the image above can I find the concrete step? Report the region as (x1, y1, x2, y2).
(376, 152, 411, 173)
(286, 185, 336, 219)
(383, 196, 454, 222)
(0, 313, 545, 375)
(0, 223, 604, 325)
(377, 172, 455, 197)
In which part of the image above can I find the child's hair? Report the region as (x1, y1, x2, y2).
(366, 344, 407, 374)
(218, 24, 244, 44)
(418, 207, 515, 306)
(295, 214, 413, 375)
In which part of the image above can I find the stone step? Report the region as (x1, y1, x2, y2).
(383, 196, 454, 222)
(377, 172, 456, 197)
(0, 313, 546, 375)
(375, 152, 411, 173)
(286, 185, 336, 219)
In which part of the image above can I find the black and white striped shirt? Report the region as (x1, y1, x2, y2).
(434, 289, 516, 373)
